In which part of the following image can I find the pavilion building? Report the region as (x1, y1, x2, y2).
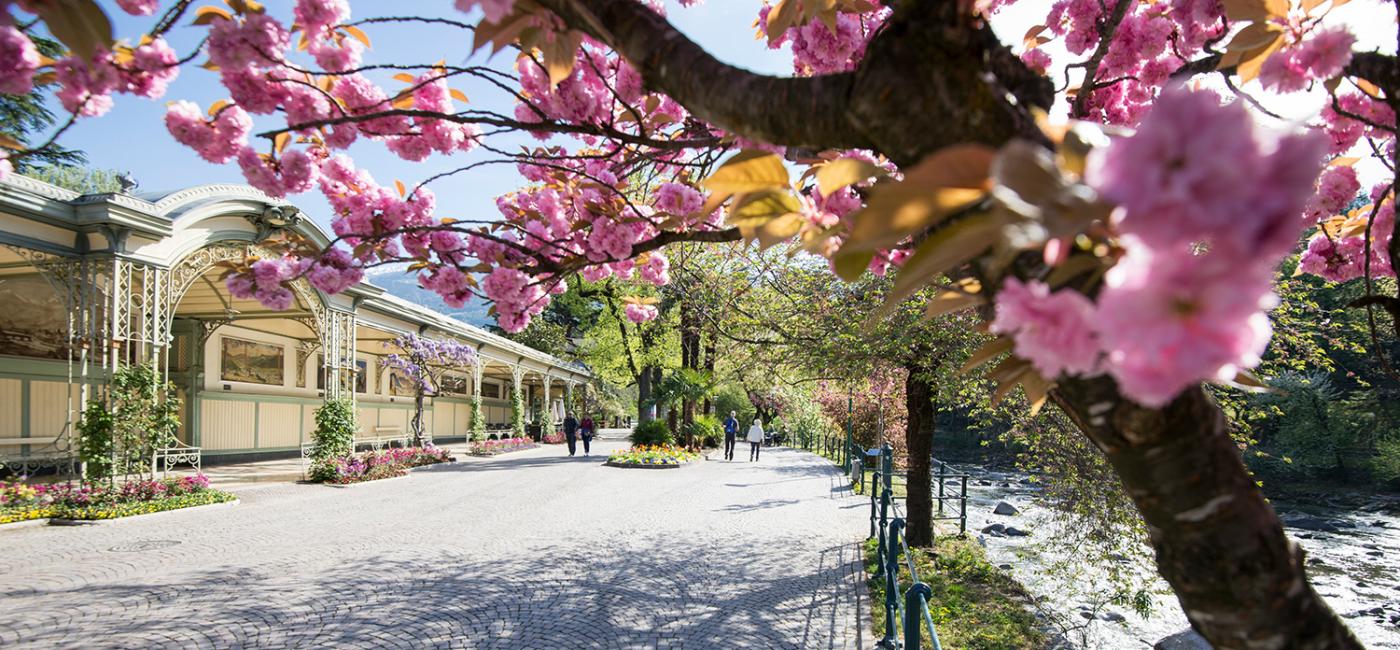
(0, 176, 586, 471)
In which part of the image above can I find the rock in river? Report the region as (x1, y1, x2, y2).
(993, 501, 1020, 516)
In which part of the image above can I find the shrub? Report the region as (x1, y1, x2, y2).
(77, 363, 181, 480)
(630, 419, 672, 447)
(311, 397, 357, 462)
(1375, 438, 1400, 487)
(687, 415, 723, 448)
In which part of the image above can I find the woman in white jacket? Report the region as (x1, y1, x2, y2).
(746, 418, 765, 462)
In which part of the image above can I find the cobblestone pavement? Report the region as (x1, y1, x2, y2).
(0, 441, 870, 649)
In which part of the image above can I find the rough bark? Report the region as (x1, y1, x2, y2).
(1052, 377, 1364, 649)
(904, 367, 936, 547)
(539, 0, 1051, 165)
(638, 363, 655, 424)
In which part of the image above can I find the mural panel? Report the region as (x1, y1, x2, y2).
(221, 337, 285, 385)
(0, 273, 67, 360)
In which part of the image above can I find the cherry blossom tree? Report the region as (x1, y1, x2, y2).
(2, 0, 1395, 645)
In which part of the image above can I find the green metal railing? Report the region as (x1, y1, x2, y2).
(870, 442, 944, 650)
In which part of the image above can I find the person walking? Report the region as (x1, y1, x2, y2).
(746, 418, 765, 462)
(722, 411, 739, 461)
(563, 412, 579, 457)
(580, 415, 595, 456)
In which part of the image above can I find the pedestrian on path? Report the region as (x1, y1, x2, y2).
(723, 410, 739, 461)
(580, 415, 595, 455)
(563, 412, 579, 456)
(747, 418, 765, 462)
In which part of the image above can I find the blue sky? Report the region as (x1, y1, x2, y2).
(62, 1, 792, 237)
(54, 0, 1399, 231)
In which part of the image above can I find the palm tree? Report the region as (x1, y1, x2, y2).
(650, 368, 716, 447)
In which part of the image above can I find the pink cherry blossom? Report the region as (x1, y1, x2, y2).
(0, 26, 39, 95)
(116, 0, 160, 15)
(1086, 86, 1326, 257)
(990, 278, 1100, 379)
(1304, 165, 1360, 222)
(1095, 244, 1276, 408)
(455, 0, 515, 23)
(624, 303, 659, 323)
(653, 182, 704, 216)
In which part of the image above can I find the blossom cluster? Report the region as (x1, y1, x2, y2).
(991, 89, 1327, 407)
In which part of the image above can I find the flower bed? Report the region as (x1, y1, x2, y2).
(606, 445, 702, 468)
(467, 436, 536, 457)
(1, 475, 236, 524)
(542, 431, 566, 444)
(312, 446, 454, 485)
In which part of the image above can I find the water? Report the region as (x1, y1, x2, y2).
(951, 463, 1400, 649)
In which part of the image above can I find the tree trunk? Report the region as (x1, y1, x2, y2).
(1054, 377, 1363, 649)
(904, 367, 935, 547)
(412, 388, 426, 447)
(703, 327, 716, 415)
(638, 364, 656, 424)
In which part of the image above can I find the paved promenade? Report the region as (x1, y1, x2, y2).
(0, 440, 870, 649)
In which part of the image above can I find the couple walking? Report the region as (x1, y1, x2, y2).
(722, 411, 765, 462)
(561, 413, 594, 456)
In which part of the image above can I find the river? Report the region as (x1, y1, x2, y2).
(947, 463, 1400, 649)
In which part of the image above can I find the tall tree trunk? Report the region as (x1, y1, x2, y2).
(703, 326, 716, 415)
(904, 366, 935, 547)
(1054, 377, 1363, 649)
(638, 364, 656, 424)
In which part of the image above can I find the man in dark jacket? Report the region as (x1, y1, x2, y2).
(722, 411, 739, 461)
(563, 413, 579, 456)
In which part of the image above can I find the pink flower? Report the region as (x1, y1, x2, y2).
(0, 26, 39, 95)
(455, 0, 515, 22)
(1086, 86, 1326, 258)
(1304, 165, 1360, 222)
(990, 278, 1100, 378)
(637, 252, 670, 286)
(1095, 244, 1276, 408)
(624, 303, 659, 323)
(1020, 48, 1051, 75)
(653, 182, 703, 216)
(116, 0, 160, 15)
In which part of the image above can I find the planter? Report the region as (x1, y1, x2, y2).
(323, 473, 410, 488)
(604, 460, 689, 469)
(0, 516, 53, 531)
(467, 443, 538, 457)
(47, 497, 240, 525)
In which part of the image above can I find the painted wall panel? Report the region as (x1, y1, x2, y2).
(200, 398, 256, 450)
(28, 380, 71, 440)
(258, 402, 301, 448)
(0, 378, 20, 437)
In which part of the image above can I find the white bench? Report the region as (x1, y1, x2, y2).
(152, 439, 202, 477)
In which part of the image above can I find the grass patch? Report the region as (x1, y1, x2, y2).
(865, 536, 1046, 649)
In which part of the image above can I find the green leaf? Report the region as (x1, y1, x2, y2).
(832, 249, 875, 282)
(702, 150, 790, 195)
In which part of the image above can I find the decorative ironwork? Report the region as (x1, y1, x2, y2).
(152, 440, 202, 477)
(244, 204, 303, 242)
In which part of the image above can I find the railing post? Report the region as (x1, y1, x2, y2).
(869, 467, 878, 539)
(904, 582, 936, 650)
(959, 474, 968, 536)
(874, 470, 886, 576)
(883, 518, 905, 649)
(936, 460, 946, 517)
